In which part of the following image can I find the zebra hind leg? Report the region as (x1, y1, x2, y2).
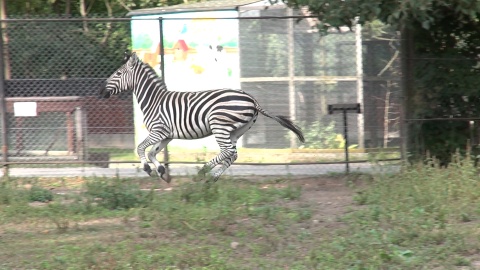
(197, 119, 255, 182)
(210, 150, 238, 182)
(194, 146, 236, 182)
(194, 165, 213, 182)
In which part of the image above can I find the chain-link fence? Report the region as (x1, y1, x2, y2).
(0, 12, 402, 179)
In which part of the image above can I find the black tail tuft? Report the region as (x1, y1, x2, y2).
(245, 91, 305, 144)
(274, 115, 305, 143)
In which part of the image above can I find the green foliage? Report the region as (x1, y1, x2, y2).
(6, 0, 193, 17)
(0, 181, 27, 205)
(300, 120, 341, 149)
(46, 202, 71, 232)
(4, 0, 206, 81)
(28, 186, 54, 202)
(7, 20, 129, 79)
(0, 178, 305, 268)
(3, 168, 480, 268)
(0, 182, 52, 204)
(141, 180, 305, 233)
(309, 156, 480, 269)
(280, 0, 480, 33)
(282, 0, 480, 162)
(83, 177, 152, 210)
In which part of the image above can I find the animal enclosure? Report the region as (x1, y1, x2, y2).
(0, 13, 402, 178)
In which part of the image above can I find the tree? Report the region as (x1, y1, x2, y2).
(279, 0, 480, 161)
(4, 0, 194, 17)
(2, 0, 200, 80)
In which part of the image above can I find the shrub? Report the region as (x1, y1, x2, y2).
(299, 120, 341, 149)
(28, 186, 54, 202)
(84, 177, 152, 210)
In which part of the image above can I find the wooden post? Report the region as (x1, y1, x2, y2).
(0, 19, 8, 179)
(66, 111, 74, 155)
(15, 117, 23, 154)
(75, 106, 86, 161)
(355, 22, 365, 149)
(287, 8, 297, 149)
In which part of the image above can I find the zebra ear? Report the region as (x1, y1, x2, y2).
(129, 52, 139, 63)
(123, 50, 131, 62)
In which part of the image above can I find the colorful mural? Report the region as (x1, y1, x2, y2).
(131, 11, 239, 91)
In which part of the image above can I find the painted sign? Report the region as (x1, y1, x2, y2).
(14, 102, 37, 117)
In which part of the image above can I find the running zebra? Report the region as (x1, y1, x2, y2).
(99, 51, 305, 182)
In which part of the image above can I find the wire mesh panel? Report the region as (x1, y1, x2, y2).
(0, 14, 402, 178)
(2, 18, 134, 170)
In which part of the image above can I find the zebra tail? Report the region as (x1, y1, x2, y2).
(256, 106, 305, 143)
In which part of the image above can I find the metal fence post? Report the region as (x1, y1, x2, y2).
(400, 25, 414, 161)
(343, 110, 350, 173)
(0, 25, 8, 179)
(328, 103, 362, 174)
(158, 17, 170, 178)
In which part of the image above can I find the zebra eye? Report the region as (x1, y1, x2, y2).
(115, 71, 122, 76)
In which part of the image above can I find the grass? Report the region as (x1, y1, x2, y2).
(310, 155, 480, 269)
(1, 156, 480, 269)
(0, 176, 309, 269)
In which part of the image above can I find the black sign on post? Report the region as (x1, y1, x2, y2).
(328, 103, 361, 173)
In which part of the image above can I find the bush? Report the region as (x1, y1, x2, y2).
(84, 177, 152, 210)
(0, 182, 30, 205)
(28, 186, 54, 202)
(300, 120, 341, 149)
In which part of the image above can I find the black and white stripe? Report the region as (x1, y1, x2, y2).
(100, 52, 305, 182)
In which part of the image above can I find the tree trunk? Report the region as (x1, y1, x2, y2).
(79, 0, 88, 33)
(65, 0, 71, 16)
(0, 0, 10, 79)
(101, 0, 113, 45)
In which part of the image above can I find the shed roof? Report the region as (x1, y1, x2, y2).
(127, 0, 274, 17)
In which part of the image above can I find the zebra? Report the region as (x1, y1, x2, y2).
(99, 51, 305, 183)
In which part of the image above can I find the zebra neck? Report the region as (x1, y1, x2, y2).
(133, 75, 167, 114)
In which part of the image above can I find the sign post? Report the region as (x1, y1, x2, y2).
(328, 103, 361, 173)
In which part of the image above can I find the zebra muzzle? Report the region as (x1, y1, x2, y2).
(98, 87, 111, 99)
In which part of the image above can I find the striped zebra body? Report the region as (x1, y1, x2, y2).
(100, 52, 304, 182)
(140, 89, 258, 140)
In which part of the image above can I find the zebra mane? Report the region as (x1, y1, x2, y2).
(132, 55, 167, 92)
(135, 56, 164, 81)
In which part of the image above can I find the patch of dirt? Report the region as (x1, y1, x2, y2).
(299, 178, 353, 215)
(287, 175, 367, 229)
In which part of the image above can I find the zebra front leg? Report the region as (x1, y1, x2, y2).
(137, 139, 154, 176)
(137, 126, 171, 177)
(147, 139, 172, 183)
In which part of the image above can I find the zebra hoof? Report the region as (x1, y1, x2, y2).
(192, 174, 204, 182)
(193, 166, 212, 182)
(157, 166, 171, 183)
(206, 175, 220, 183)
(143, 164, 153, 176)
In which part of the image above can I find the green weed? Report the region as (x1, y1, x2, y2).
(83, 177, 152, 210)
(28, 186, 54, 202)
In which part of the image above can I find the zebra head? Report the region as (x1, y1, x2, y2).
(99, 51, 138, 98)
